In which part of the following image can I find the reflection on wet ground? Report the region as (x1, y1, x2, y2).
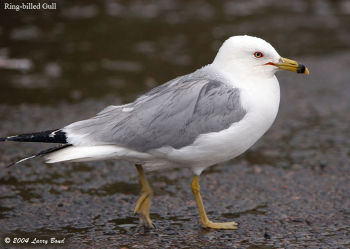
(0, 0, 350, 248)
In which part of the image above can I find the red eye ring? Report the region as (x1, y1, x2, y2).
(254, 52, 264, 58)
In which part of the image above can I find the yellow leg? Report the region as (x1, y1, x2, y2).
(134, 164, 154, 228)
(191, 175, 238, 229)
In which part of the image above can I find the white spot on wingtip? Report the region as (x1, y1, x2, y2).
(15, 155, 36, 164)
(122, 107, 134, 112)
(49, 130, 58, 138)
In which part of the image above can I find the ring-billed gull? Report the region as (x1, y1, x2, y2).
(1, 35, 309, 229)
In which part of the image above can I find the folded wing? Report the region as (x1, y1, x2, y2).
(64, 72, 247, 152)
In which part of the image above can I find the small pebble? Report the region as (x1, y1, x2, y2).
(320, 161, 328, 170)
(264, 232, 271, 239)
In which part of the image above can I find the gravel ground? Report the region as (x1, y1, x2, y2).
(0, 53, 349, 248)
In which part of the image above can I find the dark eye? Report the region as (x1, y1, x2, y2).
(254, 52, 264, 58)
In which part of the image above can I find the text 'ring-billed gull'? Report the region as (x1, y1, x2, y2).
(1, 35, 309, 229)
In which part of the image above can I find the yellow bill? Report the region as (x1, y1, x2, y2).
(275, 57, 310, 74)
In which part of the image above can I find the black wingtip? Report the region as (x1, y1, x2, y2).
(5, 144, 72, 168)
(6, 161, 18, 168)
(0, 129, 67, 144)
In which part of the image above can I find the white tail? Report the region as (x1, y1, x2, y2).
(45, 145, 122, 163)
(45, 145, 150, 163)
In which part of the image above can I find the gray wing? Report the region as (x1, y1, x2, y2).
(64, 74, 246, 151)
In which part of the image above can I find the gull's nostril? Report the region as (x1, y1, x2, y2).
(279, 57, 297, 65)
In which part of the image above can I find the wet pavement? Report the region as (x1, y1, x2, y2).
(0, 0, 350, 248)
